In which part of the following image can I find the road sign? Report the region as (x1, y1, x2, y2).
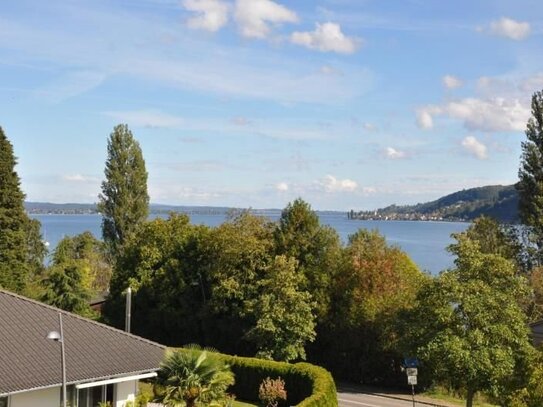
(407, 375, 417, 385)
(406, 368, 418, 376)
(404, 357, 419, 368)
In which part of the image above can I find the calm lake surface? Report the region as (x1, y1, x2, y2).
(33, 213, 469, 275)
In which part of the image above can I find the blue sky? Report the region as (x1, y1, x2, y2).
(1, 0, 542, 210)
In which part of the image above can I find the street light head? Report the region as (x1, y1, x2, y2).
(47, 330, 61, 341)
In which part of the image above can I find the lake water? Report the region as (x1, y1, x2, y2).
(33, 213, 469, 274)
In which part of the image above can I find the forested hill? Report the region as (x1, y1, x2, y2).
(350, 184, 519, 223)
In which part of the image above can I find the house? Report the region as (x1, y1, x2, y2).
(0, 289, 165, 407)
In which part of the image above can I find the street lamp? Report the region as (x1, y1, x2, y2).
(47, 312, 67, 407)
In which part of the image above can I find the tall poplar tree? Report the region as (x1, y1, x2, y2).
(98, 124, 149, 256)
(0, 127, 45, 294)
(518, 89, 543, 252)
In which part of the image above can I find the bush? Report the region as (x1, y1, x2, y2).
(173, 348, 337, 407)
(259, 377, 287, 407)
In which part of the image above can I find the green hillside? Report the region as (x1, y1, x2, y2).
(351, 185, 519, 223)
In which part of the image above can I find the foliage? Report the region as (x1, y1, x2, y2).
(274, 198, 342, 320)
(0, 127, 45, 295)
(154, 348, 235, 407)
(518, 89, 543, 253)
(207, 211, 274, 318)
(41, 262, 95, 316)
(135, 382, 154, 407)
(452, 216, 520, 261)
(104, 214, 211, 345)
(97, 124, 149, 256)
(41, 232, 110, 317)
(451, 217, 543, 321)
(404, 235, 535, 407)
(259, 377, 286, 407)
(316, 229, 426, 384)
(245, 255, 316, 362)
(51, 232, 111, 292)
(172, 348, 337, 407)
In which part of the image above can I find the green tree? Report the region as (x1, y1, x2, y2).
(154, 348, 235, 407)
(320, 229, 425, 383)
(203, 211, 275, 353)
(518, 89, 543, 253)
(207, 211, 274, 317)
(0, 127, 45, 294)
(97, 124, 149, 256)
(454, 216, 519, 261)
(41, 263, 94, 316)
(246, 255, 316, 362)
(51, 232, 112, 292)
(104, 214, 211, 345)
(274, 198, 341, 320)
(40, 233, 106, 316)
(405, 235, 534, 407)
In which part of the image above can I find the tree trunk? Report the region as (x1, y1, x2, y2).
(466, 388, 475, 407)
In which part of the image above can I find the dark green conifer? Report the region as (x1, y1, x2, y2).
(0, 127, 45, 294)
(518, 89, 543, 252)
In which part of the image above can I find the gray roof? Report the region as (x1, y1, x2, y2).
(0, 289, 165, 396)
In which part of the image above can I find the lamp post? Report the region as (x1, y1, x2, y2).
(47, 312, 67, 407)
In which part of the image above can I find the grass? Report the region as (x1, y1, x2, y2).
(422, 386, 498, 407)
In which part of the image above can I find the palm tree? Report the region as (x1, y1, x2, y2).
(154, 347, 235, 407)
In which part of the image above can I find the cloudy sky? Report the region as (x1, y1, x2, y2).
(1, 0, 542, 210)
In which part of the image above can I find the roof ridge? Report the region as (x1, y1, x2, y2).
(0, 289, 166, 350)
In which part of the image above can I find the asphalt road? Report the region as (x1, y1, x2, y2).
(338, 392, 418, 407)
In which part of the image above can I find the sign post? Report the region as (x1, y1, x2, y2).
(404, 359, 418, 407)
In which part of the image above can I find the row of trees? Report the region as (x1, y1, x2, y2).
(2, 89, 543, 407)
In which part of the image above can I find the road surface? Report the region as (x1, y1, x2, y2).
(338, 391, 418, 407)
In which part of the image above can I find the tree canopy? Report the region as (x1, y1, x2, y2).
(518, 89, 543, 253)
(0, 127, 45, 295)
(405, 233, 534, 407)
(98, 124, 149, 256)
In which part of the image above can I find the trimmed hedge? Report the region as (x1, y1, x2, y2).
(173, 349, 337, 406)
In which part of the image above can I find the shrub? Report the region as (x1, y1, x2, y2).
(173, 348, 337, 407)
(259, 377, 287, 407)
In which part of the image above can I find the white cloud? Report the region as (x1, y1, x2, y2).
(384, 147, 406, 160)
(442, 75, 462, 89)
(234, 0, 298, 39)
(0, 13, 374, 105)
(34, 70, 106, 103)
(103, 110, 184, 128)
(488, 17, 531, 40)
(416, 108, 436, 129)
(520, 73, 543, 92)
(291, 22, 360, 54)
(363, 122, 376, 131)
(276, 182, 289, 191)
(318, 175, 358, 192)
(183, 0, 230, 32)
(461, 136, 488, 159)
(151, 185, 221, 202)
(63, 174, 98, 183)
(417, 98, 530, 132)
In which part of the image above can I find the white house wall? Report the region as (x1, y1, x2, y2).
(115, 380, 137, 407)
(8, 379, 139, 407)
(10, 387, 59, 407)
